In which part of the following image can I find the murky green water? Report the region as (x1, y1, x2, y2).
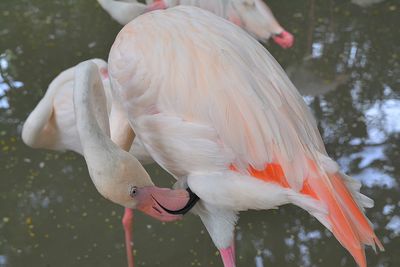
(0, 0, 399, 266)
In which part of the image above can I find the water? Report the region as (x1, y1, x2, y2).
(0, 0, 399, 266)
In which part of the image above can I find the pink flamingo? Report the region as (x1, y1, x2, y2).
(106, 6, 382, 267)
(97, 0, 294, 48)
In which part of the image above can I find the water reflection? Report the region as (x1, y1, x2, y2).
(0, 52, 24, 109)
(386, 215, 400, 236)
(0, 255, 7, 267)
(352, 0, 386, 7)
(286, 57, 349, 97)
(0, 0, 399, 266)
(366, 98, 400, 140)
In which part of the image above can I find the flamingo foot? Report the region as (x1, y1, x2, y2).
(272, 30, 294, 49)
(122, 208, 134, 267)
(220, 245, 236, 267)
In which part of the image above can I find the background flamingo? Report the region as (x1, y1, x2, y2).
(107, 6, 382, 267)
(96, 0, 167, 25)
(97, 0, 294, 48)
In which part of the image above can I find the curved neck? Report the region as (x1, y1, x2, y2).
(22, 67, 75, 148)
(254, 0, 283, 34)
(73, 61, 153, 204)
(74, 61, 110, 148)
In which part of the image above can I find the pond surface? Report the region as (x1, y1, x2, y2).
(0, 0, 399, 266)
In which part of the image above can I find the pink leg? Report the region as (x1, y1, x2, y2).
(122, 208, 134, 267)
(220, 244, 236, 267)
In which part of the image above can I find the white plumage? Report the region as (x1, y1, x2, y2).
(22, 59, 151, 162)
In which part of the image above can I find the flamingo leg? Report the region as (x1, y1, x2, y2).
(219, 244, 236, 267)
(122, 208, 134, 267)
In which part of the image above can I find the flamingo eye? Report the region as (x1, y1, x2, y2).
(129, 186, 138, 198)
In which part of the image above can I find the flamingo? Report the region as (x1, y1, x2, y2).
(21, 59, 184, 267)
(97, 0, 294, 48)
(105, 6, 382, 267)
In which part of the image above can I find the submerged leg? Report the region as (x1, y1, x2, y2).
(122, 208, 134, 267)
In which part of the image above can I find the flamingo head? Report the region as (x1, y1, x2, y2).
(126, 185, 199, 222)
(88, 149, 198, 222)
(230, 0, 294, 48)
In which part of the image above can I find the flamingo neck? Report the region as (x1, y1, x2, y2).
(73, 61, 153, 207)
(73, 62, 110, 146)
(21, 67, 75, 148)
(73, 61, 124, 200)
(254, 0, 283, 34)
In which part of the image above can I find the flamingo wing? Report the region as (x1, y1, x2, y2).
(110, 7, 322, 188)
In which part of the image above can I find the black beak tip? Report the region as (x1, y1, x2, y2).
(154, 188, 200, 215)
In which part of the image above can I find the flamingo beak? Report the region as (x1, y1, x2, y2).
(272, 30, 294, 49)
(136, 186, 199, 222)
(154, 187, 199, 215)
